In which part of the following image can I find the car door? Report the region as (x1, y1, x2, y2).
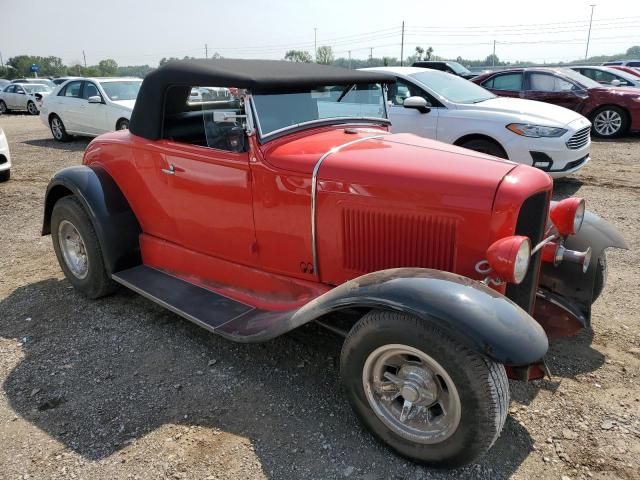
(387, 77, 438, 139)
(481, 72, 524, 98)
(151, 99, 257, 266)
(12, 85, 27, 109)
(524, 72, 584, 111)
(2, 85, 16, 108)
(79, 81, 109, 134)
(57, 80, 86, 131)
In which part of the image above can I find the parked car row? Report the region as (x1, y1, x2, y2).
(0, 82, 52, 115)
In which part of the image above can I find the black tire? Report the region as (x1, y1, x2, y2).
(50, 114, 72, 142)
(592, 253, 607, 303)
(27, 101, 39, 115)
(0, 169, 9, 182)
(51, 196, 118, 299)
(0, 100, 9, 114)
(116, 119, 129, 130)
(458, 138, 507, 159)
(590, 106, 629, 138)
(340, 310, 509, 468)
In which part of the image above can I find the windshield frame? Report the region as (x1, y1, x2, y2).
(249, 83, 391, 143)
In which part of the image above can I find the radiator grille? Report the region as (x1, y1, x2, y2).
(566, 126, 590, 150)
(342, 208, 457, 272)
(505, 191, 550, 313)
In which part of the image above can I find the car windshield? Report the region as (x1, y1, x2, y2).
(558, 69, 601, 89)
(23, 84, 51, 93)
(410, 71, 495, 104)
(252, 83, 387, 137)
(99, 80, 142, 101)
(601, 68, 639, 82)
(447, 62, 472, 75)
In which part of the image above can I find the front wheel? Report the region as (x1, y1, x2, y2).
(50, 115, 72, 142)
(116, 119, 129, 130)
(0, 100, 9, 114)
(0, 169, 9, 182)
(340, 310, 509, 468)
(27, 101, 39, 115)
(591, 106, 629, 138)
(458, 138, 507, 159)
(51, 196, 118, 298)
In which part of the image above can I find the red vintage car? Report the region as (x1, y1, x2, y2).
(472, 67, 640, 138)
(42, 59, 627, 467)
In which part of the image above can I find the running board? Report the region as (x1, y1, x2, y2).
(112, 265, 258, 336)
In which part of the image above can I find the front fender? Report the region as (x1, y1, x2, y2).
(540, 209, 628, 321)
(219, 268, 548, 366)
(42, 165, 141, 274)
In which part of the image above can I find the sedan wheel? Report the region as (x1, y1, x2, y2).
(27, 101, 39, 115)
(0, 100, 8, 114)
(117, 119, 129, 130)
(592, 107, 628, 138)
(50, 115, 71, 142)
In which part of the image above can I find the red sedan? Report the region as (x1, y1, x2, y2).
(473, 67, 640, 138)
(610, 65, 640, 78)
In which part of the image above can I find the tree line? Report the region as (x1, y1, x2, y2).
(2, 45, 639, 81)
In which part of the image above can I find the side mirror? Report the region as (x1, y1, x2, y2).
(88, 95, 103, 104)
(403, 96, 430, 113)
(610, 79, 622, 87)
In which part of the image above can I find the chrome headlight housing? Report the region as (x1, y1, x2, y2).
(506, 123, 568, 138)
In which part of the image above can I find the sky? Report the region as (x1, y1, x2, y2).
(1, 0, 639, 67)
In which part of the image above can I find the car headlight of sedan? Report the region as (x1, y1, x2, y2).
(506, 123, 568, 138)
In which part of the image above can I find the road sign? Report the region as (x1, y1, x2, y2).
(30, 64, 39, 73)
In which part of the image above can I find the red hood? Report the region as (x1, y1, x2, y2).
(589, 86, 640, 99)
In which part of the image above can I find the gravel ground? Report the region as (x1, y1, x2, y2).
(0, 114, 638, 480)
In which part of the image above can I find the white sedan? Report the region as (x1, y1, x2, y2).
(0, 126, 11, 182)
(364, 67, 592, 178)
(0, 83, 52, 115)
(40, 77, 142, 141)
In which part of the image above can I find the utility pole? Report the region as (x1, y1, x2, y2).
(205, 44, 208, 59)
(492, 40, 496, 67)
(585, 4, 596, 60)
(369, 47, 373, 63)
(348, 50, 352, 69)
(0, 51, 3, 68)
(400, 21, 405, 66)
(82, 50, 87, 68)
(314, 27, 317, 62)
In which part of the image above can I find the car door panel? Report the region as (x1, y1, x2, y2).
(524, 72, 585, 111)
(387, 78, 438, 138)
(80, 81, 108, 134)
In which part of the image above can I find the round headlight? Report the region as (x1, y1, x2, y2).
(486, 236, 532, 284)
(549, 197, 585, 236)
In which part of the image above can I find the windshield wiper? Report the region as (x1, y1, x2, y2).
(336, 85, 355, 103)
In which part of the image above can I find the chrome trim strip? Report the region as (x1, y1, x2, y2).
(311, 135, 385, 276)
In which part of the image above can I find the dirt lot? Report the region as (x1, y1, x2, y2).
(0, 114, 638, 480)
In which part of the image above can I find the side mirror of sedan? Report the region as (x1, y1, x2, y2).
(88, 95, 103, 104)
(610, 79, 622, 87)
(403, 96, 431, 114)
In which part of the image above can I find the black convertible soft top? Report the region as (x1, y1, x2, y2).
(129, 59, 395, 140)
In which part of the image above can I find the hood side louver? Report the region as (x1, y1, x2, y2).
(342, 208, 458, 273)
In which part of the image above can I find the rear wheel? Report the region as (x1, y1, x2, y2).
(340, 310, 509, 467)
(51, 196, 118, 298)
(50, 115, 72, 142)
(27, 101, 38, 115)
(0, 100, 9, 114)
(591, 106, 629, 138)
(116, 119, 129, 130)
(0, 170, 9, 182)
(458, 138, 507, 159)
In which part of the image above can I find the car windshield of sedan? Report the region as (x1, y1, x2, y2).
(23, 84, 51, 94)
(99, 80, 142, 101)
(252, 83, 387, 137)
(447, 62, 473, 76)
(410, 71, 495, 104)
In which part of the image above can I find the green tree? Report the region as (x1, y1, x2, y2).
(316, 46, 334, 65)
(626, 45, 640, 57)
(414, 46, 424, 61)
(117, 65, 154, 77)
(426, 47, 434, 60)
(98, 59, 118, 76)
(284, 50, 312, 63)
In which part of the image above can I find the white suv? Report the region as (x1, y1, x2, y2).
(364, 67, 592, 178)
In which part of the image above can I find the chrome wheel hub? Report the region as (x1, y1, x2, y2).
(363, 344, 461, 444)
(58, 220, 89, 279)
(28, 102, 37, 114)
(594, 110, 622, 136)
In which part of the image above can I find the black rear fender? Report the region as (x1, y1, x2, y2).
(43, 165, 141, 274)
